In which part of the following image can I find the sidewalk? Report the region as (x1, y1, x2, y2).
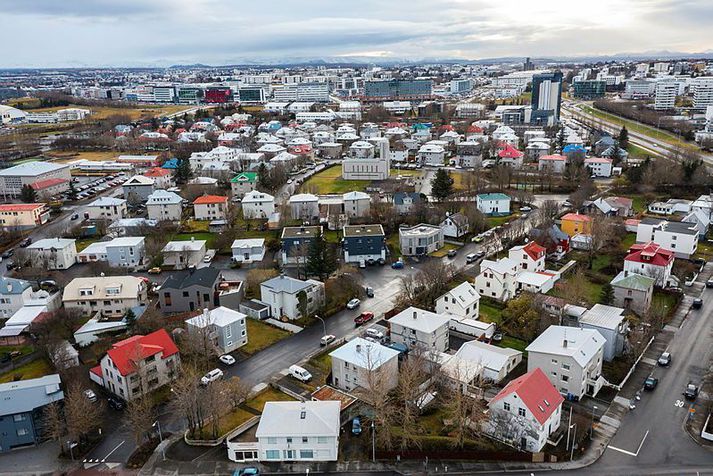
(0, 441, 77, 476)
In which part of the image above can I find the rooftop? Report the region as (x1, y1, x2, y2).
(343, 224, 385, 238)
(490, 368, 564, 425)
(261, 274, 317, 294)
(388, 306, 450, 333)
(162, 267, 220, 290)
(526, 325, 604, 367)
(0, 374, 64, 416)
(256, 400, 341, 438)
(193, 194, 228, 205)
(0, 161, 67, 177)
(330, 337, 400, 369)
(281, 226, 321, 239)
(186, 306, 246, 328)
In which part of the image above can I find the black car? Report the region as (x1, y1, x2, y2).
(1, 249, 14, 259)
(706, 279, 713, 288)
(691, 298, 703, 310)
(6, 261, 16, 271)
(684, 382, 699, 400)
(644, 376, 658, 391)
(107, 396, 125, 410)
(19, 238, 32, 248)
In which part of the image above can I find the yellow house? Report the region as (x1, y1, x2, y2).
(0, 203, 50, 230)
(561, 213, 592, 237)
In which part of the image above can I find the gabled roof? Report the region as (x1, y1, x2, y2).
(31, 178, 69, 190)
(441, 282, 480, 308)
(561, 213, 591, 223)
(193, 194, 228, 205)
(393, 192, 422, 205)
(105, 329, 179, 376)
(162, 267, 221, 291)
(124, 175, 155, 186)
(0, 203, 46, 212)
(330, 337, 400, 369)
(230, 172, 258, 183)
(539, 154, 567, 161)
(512, 241, 546, 261)
(625, 241, 674, 266)
(498, 144, 524, 159)
(490, 368, 563, 425)
(143, 167, 171, 178)
(388, 306, 450, 333)
(186, 306, 246, 328)
(580, 304, 626, 330)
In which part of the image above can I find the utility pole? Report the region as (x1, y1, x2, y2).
(570, 423, 577, 461)
(566, 405, 573, 450)
(371, 421, 376, 462)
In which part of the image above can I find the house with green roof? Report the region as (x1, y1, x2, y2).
(476, 193, 511, 216)
(610, 271, 655, 316)
(230, 172, 258, 198)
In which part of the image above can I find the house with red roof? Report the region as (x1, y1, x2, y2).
(30, 177, 70, 197)
(193, 195, 229, 221)
(142, 167, 174, 190)
(538, 154, 567, 174)
(89, 329, 180, 401)
(497, 144, 524, 168)
(508, 241, 546, 272)
(623, 241, 675, 287)
(486, 368, 564, 452)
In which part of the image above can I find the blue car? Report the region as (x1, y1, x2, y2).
(233, 468, 260, 476)
(391, 261, 404, 269)
(351, 417, 362, 435)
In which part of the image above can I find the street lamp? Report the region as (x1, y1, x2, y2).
(153, 420, 165, 460)
(371, 421, 376, 463)
(315, 314, 326, 338)
(570, 423, 577, 461)
(591, 405, 598, 435)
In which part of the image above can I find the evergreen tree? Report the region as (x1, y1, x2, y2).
(305, 230, 337, 281)
(431, 168, 454, 201)
(599, 283, 615, 305)
(20, 184, 36, 203)
(174, 158, 192, 184)
(68, 180, 78, 200)
(618, 126, 629, 150)
(556, 127, 566, 152)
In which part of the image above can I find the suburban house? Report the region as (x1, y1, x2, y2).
(89, 329, 180, 401)
(185, 306, 247, 355)
(399, 224, 444, 256)
(0, 203, 50, 230)
(393, 192, 422, 215)
(76, 237, 146, 269)
(0, 374, 64, 453)
(146, 190, 183, 222)
(586, 197, 633, 217)
(161, 239, 207, 269)
(623, 241, 675, 287)
(259, 274, 325, 320)
(342, 191, 371, 218)
(142, 167, 174, 189)
(584, 157, 613, 177)
(538, 154, 567, 174)
(476, 193, 511, 216)
(682, 209, 710, 237)
(417, 143, 446, 166)
(289, 194, 320, 220)
(485, 368, 563, 453)
(636, 218, 698, 259)
(231, 238, 266, 264)
(0, 277, 34, 318)
(443, 340, 522, 387)
(122, 175, 155, 202)
(329, 337, 400, 393)
(25, 238, 77, 270)
(497, 144, 524, 168)
(193, 195, 229, 221)
(159, 267, 221, 313)
(63, 276, 147, 317)
(440, 212, 469, 238)
(241, 190, 275, 219)
(388, 306, 450, 352)
(243, 400, 341, 462)
(85, 197, 128, 221)
(526, 325, 605, 399)
(647, 199, 692, 216)
(509, 241, 546, 272)
(230, 172, 258, 198)
(435, 281, 480, 320)
(560, 213, 592, 237)
(475, 257, 520, 301)
(280, 226, 321, 265)
(610, 271, 655, 315)
(579, 304, 629, 361)
(530, 225, 570, 256)
(342, 224, 386, 265)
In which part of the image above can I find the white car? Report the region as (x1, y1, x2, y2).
(84, 389, 97, 402)
(288, 364, 312, 382)
(365, 328, 384, 340)
(200, 368, 224, 385)
(219, 354, 236, 365)
(346, 298, 361, 310)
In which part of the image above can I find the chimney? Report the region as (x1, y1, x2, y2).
(6, 283, 12, 293)
(413, 310, 418, 319)
(563, 339, 568, 348)
(203, 308, 209, 321)
(356, 344, 361, 353)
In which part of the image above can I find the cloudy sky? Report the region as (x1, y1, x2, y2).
(0, 0, 711, 67)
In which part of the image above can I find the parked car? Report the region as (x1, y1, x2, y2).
(365, 286, 374, 298)
(288, 364, 312, 382)
(657, 352, 671, 366)
(71, 213, 79, 220)
(351, 416, 362, 436)
(354, 311, 375, 326)
(447, 249, 457, 258)
(465, 253, 478, 264)
(107, 395, 125, 410)
(84, 389, 98, 402)
(365, 328, 384, 340)
(320, 334, 336, 346)
(644, 376, 658, 390)
(219, 354, 236, 366)
(5, 261, 16, 271)
(520, 206, 532, 212)
(684, 382, 699, 400)
(19, 238, 32, 248)
(691, 298, 703, 310)
(391, 260, 404, 269)
(201, 368, 224, 385)
(346, 298, 361, 310)
(147, 267, 162, 274)
(1, 249, 13, 259)
(233, 467, 260, 476)
(707, 279, 713, 288)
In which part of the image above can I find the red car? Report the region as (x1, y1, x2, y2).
(354, 312, 374, 326)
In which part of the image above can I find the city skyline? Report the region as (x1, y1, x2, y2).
(1, 0, 712, 67)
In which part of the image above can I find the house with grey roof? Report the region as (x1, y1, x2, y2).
(0, 374, 64, 452)
(159, 267, 222, 314)
(392, 192, 422, 214)
(579, 304, 629, 361)
(25, 238, 77, 270)
(330, 337, 400, 393)
(185, 306, 247, 354)
(610, 271, 655, 316)
(440, 212, 469, 238)
(86, 196, 128, 221)
(0, 276, 33, 318)
(259, 274, 325, 320)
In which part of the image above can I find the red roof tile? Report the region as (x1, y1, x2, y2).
(467, 125, 484, 133)
(193, 195, 228, 205)
(539, 154, 567, 161)
(0, 203, 45, 212)
(498, 144, 524, 159)
(90, 365, 102, 378)
(562, 213, 592, 223)
(490, 368, 564, 425)
(625, 241, 674, 266)
(144, 167, 171, 177)
(106, 329, 179, 377)
(523, 241, 546, 261)
(31, 178, 69, 190)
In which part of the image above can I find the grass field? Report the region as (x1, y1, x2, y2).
(300, 166, 367, 194)
(0, 359, 53, 383)
(430, 243, 458, 258)
(627, 144, 654, 159)
(479, 300, 504, 324)
(620, 233, 637, 250)
(16, 103, 192, 122)
(172, 232, 215, 249)
(49, 151, 119, 163)
(498, 336, 528, 353)
(486, 214, 514, 228)
(244, 387, 296, 413)
(390, 168, 423, 177)
(242, 319, 291, 355)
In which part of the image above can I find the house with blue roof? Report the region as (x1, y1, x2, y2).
(162, 158, 179, 170)
(0, 276, 33, 318)
(476, 193, 511, 216)
(562, 144, 586, 155)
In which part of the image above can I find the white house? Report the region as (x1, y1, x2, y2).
(231, 238, 266, 264)
(526, 325, 605, 399)
(476, 193, 511, 215)
(241, 191, 275, 219)
(388, 306, 450, 352)
(289, 194, 320, 220)
(636, 218, 698, 258)
(475, 257, 520, 301)
(623, 241, 675, 287)
(538, 154, 567, 174)
(63, 276, 147, 318)
(25, 238, 77, 270)
(161, 239, 207, 269)
(185, 306, 248, 355)
(435, 281, 480, 320)
(399, 224, 444, 256)
(509, 241, 546, 272)
(486, 368, 564, 452)
(584, 157, 613, 177)
(86, 197, 128, 221)
(259, 274, 325, 320)
(443, 340, 522, 385)
(146, 190, 183, 222)
(417, 144, 446, 166)
(440, 212, 469, 238)
(193, 195, 229, 221)
(329, 337, 400, 393)
(342, 191, 371, 218)
(579, 304, 628, 361)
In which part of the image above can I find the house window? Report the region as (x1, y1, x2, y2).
(300, 449, 314, 459)
(267, 437, 277, 444)
(265, 450, 279, 460)
(561, 375, 569, 382)
(518, 408, 526, 417)
(302, 437, 309, 443)
(13, 414, 27, 422)
(503, 402, 511, 411)
(286, 437, 293, 443)
(562, 363, 570, 370)
(551, 359, 558, 364)
(317, 436, 328, 444)
(16, 428, 29, 436)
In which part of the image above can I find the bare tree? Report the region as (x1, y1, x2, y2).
(587, 215, 615, 269)
(42, 401, 67, 452)
(441, 364, 488, 449)
(223, 377, 250, 409)
(126, 396, 156, 445)
(558, 269, 591, 306)
(169, 366, 205, 438)
(64, 382, 104, 444)
(245, 268, 279, 298)
(394, 347, 428, 450)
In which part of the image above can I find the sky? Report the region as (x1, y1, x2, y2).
(0, 0, 712, 67)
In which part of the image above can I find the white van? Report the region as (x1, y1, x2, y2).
(465, 253, 478, 264)
(200, 368, 224, 385)
(288, 364, 312, 382)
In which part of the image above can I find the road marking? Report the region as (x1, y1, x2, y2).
(675, 400, 685, 407)
(101, 440, 125, 462)
(607, 430, 649, 457)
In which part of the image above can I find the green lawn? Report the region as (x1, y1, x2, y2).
(0, 344, 34, 357)
(308, 352, 332, 374)
(75, 237, 102, 252)
(204, 407, 255, 439)
(591, 255, 612, 274)
(430, 243, 458, 258)
(242, 319, 291, 355)
(172, 232, 216, 249)
(652, 291, 678, 318)
(620, 233, 637, 251)
(486, 214, 515, 228)
(244, 387, 296, 413)
(301, 166, 368, 194)
(693, 241, 713, 261)
(0, 358, 53, 383)
(479, 300, 504, 324)
(386, 233, 401, 257)
(627, 144, 653, 159)
(323, 229, 341, 244)
(498, 336, 528, 353)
